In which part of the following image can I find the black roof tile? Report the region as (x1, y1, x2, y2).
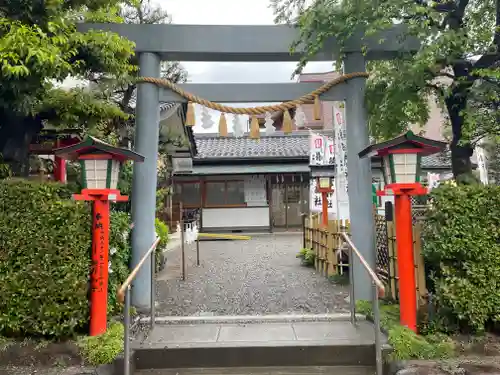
(193, 132, 452, 169)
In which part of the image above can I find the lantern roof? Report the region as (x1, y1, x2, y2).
(358, 131, 448, 159)
(54, 136, 145, 162)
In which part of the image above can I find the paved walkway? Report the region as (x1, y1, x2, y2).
(155, 234, 349, 316)
(135, 320, 375, 348)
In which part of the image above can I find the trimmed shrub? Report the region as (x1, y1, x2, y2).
(108, 211, 132, 314)
(154, 218, 169, 271)
(0, 180, 90, 337)
(0, 180, 133, 338)
(422, 182, 500, 332)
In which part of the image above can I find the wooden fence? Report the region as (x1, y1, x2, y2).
(303, 214, 427, 303)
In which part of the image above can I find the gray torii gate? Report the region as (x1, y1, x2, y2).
(78, 23, 419, 309)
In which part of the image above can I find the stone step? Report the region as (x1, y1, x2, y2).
(128, 320, 387, 370)
(138, 313, 360, 325)
(135, 365, 376, 375)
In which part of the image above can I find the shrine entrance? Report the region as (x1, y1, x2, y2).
(77, 22, 419, 308)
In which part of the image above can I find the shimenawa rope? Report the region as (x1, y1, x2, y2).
(136, 72, 369, 137)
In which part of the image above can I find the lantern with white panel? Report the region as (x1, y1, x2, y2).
(310, 164, 336, 226)
(381, 152, 419, 185)
(360, 131, 447, 195)
(82, 156, 121, 189)
(54, 136, 144, 337)
(358, 130, 447, 334)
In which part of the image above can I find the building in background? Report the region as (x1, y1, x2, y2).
(173, 132, 453, 233)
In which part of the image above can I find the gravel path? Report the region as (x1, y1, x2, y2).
(155, 234, 349, 316)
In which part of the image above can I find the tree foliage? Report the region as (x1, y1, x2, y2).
(273, 0, 500, 181)
(91, 0, 188, 147)
(0, 0, 136, 174)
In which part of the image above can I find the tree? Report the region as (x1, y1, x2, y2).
(91, 0, 188, 147)
(273, 0, 500, 182)
(0, 0, 136, 175)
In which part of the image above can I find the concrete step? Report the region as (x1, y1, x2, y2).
(136, 365, 376, 374)
(129, 320, 387, 370)
(138, 313, 360, 325)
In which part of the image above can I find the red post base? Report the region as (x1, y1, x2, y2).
(90, 199, 110, 336)
(73, 189, 128, 336)
(377, 183, 427, 333)
(394, 194, 417, 332)
(321, 192, 329, 227)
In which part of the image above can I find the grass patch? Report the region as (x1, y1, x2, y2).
(296, 248, 315, 267)
(0, 336, 12, 352)
(356, 300, 456, 360)
(78, 322, 124, 365)
(328, 273, 349, 285)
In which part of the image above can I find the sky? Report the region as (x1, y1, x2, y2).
(62, 0, 335, 133)
(156, 0, 335, 133)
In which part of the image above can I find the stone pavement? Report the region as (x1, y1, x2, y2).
(135, 367, 376, 375)
(155, 234, 349, 316)
(135, 320, 376, 349)
(0, 365, 112, 375)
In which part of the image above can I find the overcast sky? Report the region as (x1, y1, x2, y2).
(155, 0, 335, 133)
(61, 0, 334, 133)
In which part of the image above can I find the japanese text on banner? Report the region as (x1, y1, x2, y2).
(334, 104, 348, 193)
(309, 134, 325, 165)
(309, 178, 336, 213)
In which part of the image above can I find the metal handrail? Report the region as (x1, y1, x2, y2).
(117, 236, 161, 302)
(119, 236, 160, 375)
(340, 232, 384, 375)
(341, 233, 385, 293)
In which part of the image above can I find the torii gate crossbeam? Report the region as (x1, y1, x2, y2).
(77, 23, 419, 309)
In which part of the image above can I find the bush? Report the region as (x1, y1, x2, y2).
(0, 180, 91, 337)
(78, 322, 124, 365)
(0, 180, 133, 338)
(155, 218, 169, 250)
(296, 247, 315, 267)
(422, 183, 500, 332)
(108, 211, 132, 314)
(356, 300, 455, 360)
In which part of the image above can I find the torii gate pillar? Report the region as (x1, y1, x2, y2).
(344, 52, 376, 301)
(130, 52, 161, 309)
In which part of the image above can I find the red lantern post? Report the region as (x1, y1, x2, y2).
(359, 131, 447, 332)
(55, 137, 144, 336)
(317, 176, 334, 227)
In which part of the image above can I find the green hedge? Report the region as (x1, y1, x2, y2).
(422, 182, 500, 332)
(0, 180, 133, 338)
(0, 180, 90, 337)
(108, 211, 132, 314)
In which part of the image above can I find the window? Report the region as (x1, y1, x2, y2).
(205, 180, 246, 206)
(174, 182, 201, 206)
(205, 181, 226, 206)
(226, 181, 245, 205)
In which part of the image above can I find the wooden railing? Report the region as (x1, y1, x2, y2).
(303, 213, 427, 302)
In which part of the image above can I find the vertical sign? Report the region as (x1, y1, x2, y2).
(324, 137, 335, 166)
(309, 133, 325, 165)
(333, 103, 350, 220)
(475, 145, 489, 185)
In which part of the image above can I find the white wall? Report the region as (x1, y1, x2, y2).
(202, 207, 270, 229)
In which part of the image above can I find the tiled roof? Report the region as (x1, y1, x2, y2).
(195, 133, 310, 159)
(194, 132, 452, 169)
